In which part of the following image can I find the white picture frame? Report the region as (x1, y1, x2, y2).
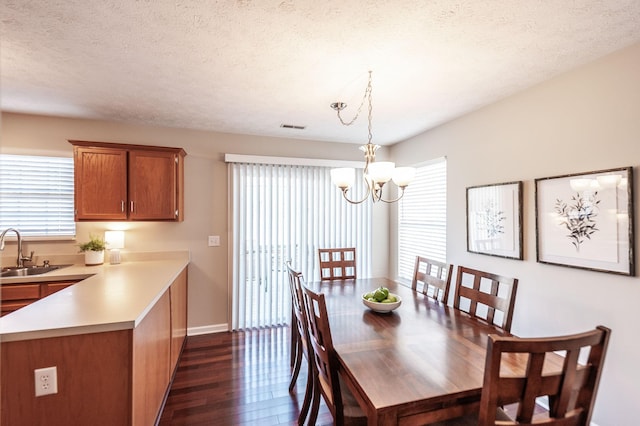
(466, 181, 523, 260)
(535, 167, 634, 275)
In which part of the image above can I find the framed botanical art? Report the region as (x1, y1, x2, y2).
(535, 166, 634, 275)
(466, 181, 523, 260)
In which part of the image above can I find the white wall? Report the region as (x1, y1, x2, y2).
(3, 40, 638, 426)
(390, 42, 640, 426)
(0, 114, 391, 332)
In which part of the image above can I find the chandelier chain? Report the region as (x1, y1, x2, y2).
(329, 70, 414, 204)
(366, 77, 373, 144)
(336, 71, 373, 138)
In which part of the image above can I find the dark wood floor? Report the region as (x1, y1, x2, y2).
(159, 327, 547, 425)
(158, 326, 333, 426)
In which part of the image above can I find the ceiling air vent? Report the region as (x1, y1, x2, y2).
(280, 124, 306, 130)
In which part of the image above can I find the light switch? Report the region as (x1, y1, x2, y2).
(208, 235, 220, 247)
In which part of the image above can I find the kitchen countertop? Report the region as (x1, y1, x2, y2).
(0, 251, 190, 343)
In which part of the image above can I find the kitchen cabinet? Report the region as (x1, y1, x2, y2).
(0, 280, 79, 316)
(132, 289, 172, 426)
(169, 267, 188, 372)
(1, 265, 189, 426)
(41, 281, 78, 296)
(0, 284, 40, 316)
(72, 145, 128, 220)
(132, 268, 187, 426)
(69, 140, 186, 222)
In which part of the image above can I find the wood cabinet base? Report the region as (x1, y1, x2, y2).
(1, 269, 188, 426)
(1, 280, 79, 316)
(1, 330, 132, 426)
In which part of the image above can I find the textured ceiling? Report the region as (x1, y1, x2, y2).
(2, 1, 640, 145)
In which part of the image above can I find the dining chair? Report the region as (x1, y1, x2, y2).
(287, 262, 301, 371)
(452, 266, 518, 332)
(435, 325, 611, 426)
(411, 256, 453, 303)
(301, 285, 367, 426)
(318, 247, 357, 281)
(285, 261, 317, 425)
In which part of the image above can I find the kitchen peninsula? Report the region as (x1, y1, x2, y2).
(0, 251, 189, 426)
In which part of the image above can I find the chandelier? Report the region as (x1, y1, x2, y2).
(329, 71, 415, 204)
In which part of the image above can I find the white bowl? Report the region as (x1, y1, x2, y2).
(362, 292, 402, 313)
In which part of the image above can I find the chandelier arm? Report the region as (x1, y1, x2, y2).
(340, 184, 372, 205)
(338, 166, 375, 204)
(376, 186, 408, 204)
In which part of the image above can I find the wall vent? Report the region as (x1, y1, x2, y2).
(280, 124, 306, 130)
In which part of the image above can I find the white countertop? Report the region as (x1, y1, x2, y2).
(0, 251, 190, 342)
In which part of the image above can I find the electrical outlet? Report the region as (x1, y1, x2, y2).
(208, 235, 220, 247)
(34, 366, 58, 397)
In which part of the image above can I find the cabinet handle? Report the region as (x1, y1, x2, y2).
(121, 200, 125, 212)
(130, 201, 134, 213)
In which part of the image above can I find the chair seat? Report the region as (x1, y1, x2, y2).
(318, 374, 366, 419)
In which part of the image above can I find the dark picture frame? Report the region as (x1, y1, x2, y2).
(466, 181, 523, 260)
(535, 166, 634, 275)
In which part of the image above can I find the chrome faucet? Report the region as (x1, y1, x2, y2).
(0, 228, 34, 268)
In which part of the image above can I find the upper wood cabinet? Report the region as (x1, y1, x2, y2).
(70, 140, 186, 222)
(73, 145, 128, 221)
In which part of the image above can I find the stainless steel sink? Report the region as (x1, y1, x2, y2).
(0, 264, 72, 278)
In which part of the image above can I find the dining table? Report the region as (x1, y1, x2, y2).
(307, 277, 561, 426)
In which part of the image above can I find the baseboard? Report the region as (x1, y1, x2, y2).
(187, 323, 228, 336)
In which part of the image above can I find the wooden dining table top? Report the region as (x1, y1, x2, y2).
(307, 277, 562, 426)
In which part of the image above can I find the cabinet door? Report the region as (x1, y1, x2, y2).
(41, 281, 78, 297)
(170, 268, 188, 374)
(132, 290, 171, 426)
(74, 147, 128, 221)
(128, 150, 179, 220)
(1, 284, 41, 316)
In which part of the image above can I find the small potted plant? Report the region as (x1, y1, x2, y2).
(78, 234, 107, 265)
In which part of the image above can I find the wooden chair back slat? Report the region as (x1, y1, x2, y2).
(318, 247, 357, 281)
(453, 266, 518, 332)
(478, 326, 611, 426)
(301, 285, 345, 423)
(286, 262, 308, 354)
(411, 256, 452, 303)
(285, 261, 318, 424)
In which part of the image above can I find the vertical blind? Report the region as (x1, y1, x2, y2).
(229, 160, 372, 330)
(0, 154, 76, 237)
(397, 158, 447, 280)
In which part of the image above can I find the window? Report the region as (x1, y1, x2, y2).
(397, 158, 447, 281)
(228, 158, 372, 330)
(0, 154, 75, 238)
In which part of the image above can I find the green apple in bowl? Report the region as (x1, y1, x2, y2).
(362, 287, 402, 313)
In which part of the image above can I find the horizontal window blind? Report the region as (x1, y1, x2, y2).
(397, 158, 447, 281)
(0, 155, 76, 237)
